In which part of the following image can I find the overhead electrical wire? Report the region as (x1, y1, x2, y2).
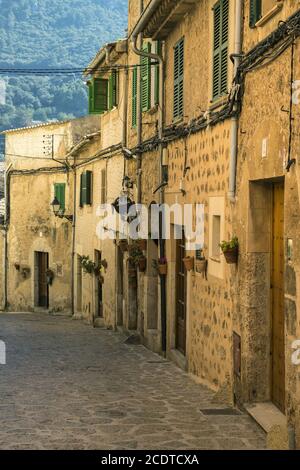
(0, 63, 158, 76)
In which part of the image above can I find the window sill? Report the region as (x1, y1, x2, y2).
(255, 2, 283, 27)
(209, 95, 228, 112)
(172, 116, 184, 125)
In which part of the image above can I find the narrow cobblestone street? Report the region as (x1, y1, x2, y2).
(0, 313, 266, 450)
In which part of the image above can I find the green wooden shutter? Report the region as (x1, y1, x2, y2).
(54, 183, 65, 211)
(109, 70, 118, 110)
(132, 67, 137, 128)
(85, 170, 93, 205)
(250, 0, 262, 28)
(80, 172, 86, 206)
(173, 38, 184, 120)
(154, 41, 161, 105)
(141, 42, 151, 112)
(212, 0, 229, 101)
(93, 78, 108, 114)
(88, 81, 94, 114)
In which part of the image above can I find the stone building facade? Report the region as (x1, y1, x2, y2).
(1, 116, 100, 313)
(233, 0, 300, 449)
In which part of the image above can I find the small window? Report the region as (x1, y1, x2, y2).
(132, 67, 138, 128)
(100, 168, 106, 205)
(54, 183, 65, 211)
(212, 215, 221, 258)
(108, 70, 118, 109)
(80, 171, 93, 207)
(88, 78, 108, 114)
(212, 0, 229, 100)
(141, 42, 151, 112)
(249, 0, 262, 27)
(173, 38, 184, 120)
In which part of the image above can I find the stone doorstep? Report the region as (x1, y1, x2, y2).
(168, 348, 188, 372)
(244, 402, 286, 433)
(245, 402, 290, 450)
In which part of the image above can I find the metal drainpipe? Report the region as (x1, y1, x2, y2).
(228, 0, 243, 202)
(131, 33, 167, 352)
(3, 163, 12, 310)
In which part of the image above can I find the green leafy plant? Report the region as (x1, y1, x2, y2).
(81, 256, 96, 274)
(219, 237, 239, 252)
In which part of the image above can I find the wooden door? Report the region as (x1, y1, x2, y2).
(95, 250, 103, 318)
(271, 182, 285, 413)
(176, 229, 187, 355)
(37, 252, 49, 308)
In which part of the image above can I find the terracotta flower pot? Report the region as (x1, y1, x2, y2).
(99, 275, 105, 284)
(183, 256, 194, 272)
(158, 263, 167, 276)
(223, 247, 238, 264)
(138, 256, 147, 272)
(195, 259, 207, 273)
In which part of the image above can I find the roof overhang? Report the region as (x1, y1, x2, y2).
(84, 39, 127, 77)
(132, 0, 200, 40)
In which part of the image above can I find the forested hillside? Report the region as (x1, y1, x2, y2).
(0, 0, 128, 155)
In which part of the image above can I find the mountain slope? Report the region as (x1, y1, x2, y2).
(0, 0, 128, 153)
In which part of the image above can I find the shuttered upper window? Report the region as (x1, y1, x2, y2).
(108, 70, 118, 110)
(54, 183, 65, 211)
(100, 168, 106, 205)
(173, 38, 184, 121)
(88, 78, 108, 114)
(212, 0, 229, 101)
(80, 171, 93, 207)
(249, 0, 262, 27)
(141, 42, 151, 112)
(132, 66, 138, 128)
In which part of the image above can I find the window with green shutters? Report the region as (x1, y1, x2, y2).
(173, 38, 184, 121)
(154, 41, 161, 105)
(212, 0, 229, 101)
(249, 0, 262, 27)
(79, 171, 93, 207)
(108, 70, 118, 110)
(54, 183, 65, 211)
(141, 42, 151, 112)
(132, 66, 138, 128)
(88, 78, 108, 114)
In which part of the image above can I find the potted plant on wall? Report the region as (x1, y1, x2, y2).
(46, 269, 55, 285)
(157, 257, 168, 276)
(81, 256, 96, 274)
(128, 242, 147, 273)
(182, 255, 194, 272)
(219, 237, 239, 264)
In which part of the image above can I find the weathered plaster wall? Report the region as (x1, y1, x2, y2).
(235, 3, 300, 447)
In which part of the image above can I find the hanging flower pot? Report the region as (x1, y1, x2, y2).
(195, 259, 207, 273)
(118, 239, 128, 252)
(101, 259, 108, 270)
(138, 256, 147, 272)
(223, 247, 238, 264)
(183, 256, 194, 272)
(46, 269, 55, 285)
(99, 275, 105, 285)
(220, 237, 239, 264)
(157, 257, 168, 276)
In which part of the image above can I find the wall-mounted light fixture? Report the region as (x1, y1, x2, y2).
(50, 197, 73, 223)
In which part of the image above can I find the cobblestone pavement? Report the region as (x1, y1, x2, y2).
(0, 313, 266, 450)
